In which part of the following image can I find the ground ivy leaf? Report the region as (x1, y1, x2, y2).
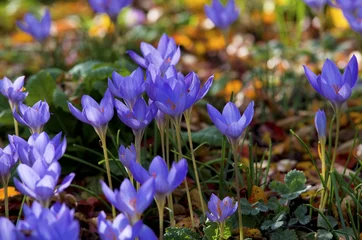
(317, 230, 333, 240)
(294, 205, 310, 225)
(164, 227, 201, 240)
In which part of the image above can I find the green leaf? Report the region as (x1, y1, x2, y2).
(239, 198, 259, 215)
(182, 126, 223, 147)
(294, 205, 310, 225)
(267, 197, 280, 211)
(270, 229, 298, 240)
(317, 230, 333, 240)
(203, 221, 232, 240)
(52, 88, 68, 111)
(83, 65, 116, 91)
(288, 218, 298, 226)
(68, 60, 102, 77)
(317, 216, 338, 230)
(164, 227, 201, 240)
(26, 71, 57, 105)
(271, 213, 285, 230)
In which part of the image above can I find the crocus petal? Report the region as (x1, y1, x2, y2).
(303, 65, 322, 94)
(56, 173, 75, 193)
(222, 102, 241, 124)
(100, 181, 117, 207)
(321, 59, 343, 87)
(68, 102, 88, 123)
(17, 164, 40, 189)
(207, 104, 228, 135)
(135, 178, 155, 213)
(127, 50, 147, 68)
(343, 55, 358, 88)
(14, 178, 37, 199)
(0, 217, 17, 240)
(168, 159, 188, 191)
(129, 161, 151, 184)
(138, 224, 158, 240)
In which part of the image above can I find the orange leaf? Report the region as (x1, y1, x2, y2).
(248, 185, 266, 204)
(0, 187, 21, 200)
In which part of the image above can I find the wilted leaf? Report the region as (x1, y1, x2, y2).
(0, 187, 20, 199)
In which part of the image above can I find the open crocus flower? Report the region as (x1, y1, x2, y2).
(13, 100, 50, 134)
(303, 56, 358, 108)
(130, 156, 188, 200)
(17, 9, 51, 42)
(14, 161, 75, 207)
(303, 0, 328, 11)
(97, 211, 157, 240)
(10, 132, 66, 167)
(108, 68, 146, 108)
(127, 34, 181, 72)
(101, 178, 155, 224)
(331, 0, 362, 11)
(118, 144, 136, 169)
(115, 97, 157, 135)
(204, 0, 239, 29)
(206, 194, 238, 223)
(68, 89, 114, 138)
(16, 201, 79, 240)
(207, 101, 254, 145)
(0, 144, 18, 185)
(0, 217, 17, 240)
(0, 76, 28, 109)
(343, 7, 362, 34)
(89, 0, 132, 21)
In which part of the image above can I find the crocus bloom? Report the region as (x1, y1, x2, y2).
(68, 89, 114, 137)
(331, 0, 362, 11)
(17, 9, 51, 41)
(0, 145, 18, 184)
(108, 68, 146, 108)
(0, 76, 28, 109)
(14, 161, 75, 207)
(303, 0, 328, 10)
(124, 8, 146, 28)
(207, 101, 254, 145)
(303, 56, 358, 108)
(89, 0, 132, 21)
(118, 144, 136, 169)
(315, 109, 326, 140)
(17, 201, 79, 240)
(101, 178, 155, 224)
(127, 34, 181, 72)
(10, 132, 66, 167)
(13, 100, 50, 134)
(0, 217, 17, 240)
(115, 97, 157, 135)
(343, 8, 362, 34)
(204, 0, 240, 29)
(97, 211, 157, 240)
(206, 194, 238, 223)
(130, 156, 188, 200)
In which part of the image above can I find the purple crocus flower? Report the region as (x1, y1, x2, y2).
(315, 109, 327, 140)
(129, 156, 188, 200)
(16, 201, 79, 240)
(13, 100, 50, 134)
(14, 161, 75, 207)
(0, 76, 28, 110)
(101, 178, 155, 224)
(303, 56, 358, 108)
(127, 34, 181, 72)
(108, 68, 146, 108)
(330, 0, 362, 11)
(17, 9, 51, 42)
(303, 0, 328, 10)
(97, 211, 157, 240)
(0, 217, 17, 240)
(207, 101, 254, 145)
(89, 0, 132, 21)
(68, 89, 114, 138)
(204, 0, 240, 29)
(10, 132, 66, 167)
(206, 194, 238, 223)
(343, 8, 362, 34)
(115, 97, 157, 135)
(118, 144, 136, 169)
(0, 144, 18, 184)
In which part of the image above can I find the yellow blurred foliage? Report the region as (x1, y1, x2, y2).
(89, 14, 114, 38)
(173, 34, 193, 50)
(218, 79, 242, 99)
(248, 185, 266, 204)
(11, 31, 34, 44)
(206, 33, 225, 51)
(244, 228, 262, 238)
(328, 8, 349, 29)
(185, 0, 208, 11)
(0, 187, 20, 200)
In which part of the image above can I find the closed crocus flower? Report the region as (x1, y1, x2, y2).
(204, 0, 239, 29)
(0, 76, 28, 109)
(118, 144, 136, 169)
(68, 89, 114, 138)
(108, 68, 146, 108)
(206, 194, 238, 223)
(13, 100, 50, 134)
(10, 132, 66, 167)
(14, 161, 75, 207)
(303, 56, 359, 108)
(127, 34, 181, 72)
(97, 211, 157, 240)
(343, 8, 362, 34)
(100, 178, 155, 224)
(89, 0, 132, 21)
(315, 109, 327, 140)
(16, 201, 79, 240)
(0, 145, 18, 184)
(207, 101, 254, 145)
(130, 156, 188, 199)
(17, 9, 51, 42)
(115, 97, 157, 135)
(0, 217, 17, 240)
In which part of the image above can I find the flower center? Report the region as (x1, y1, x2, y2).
(333, 85, 341, 94)
(167, 99, 176, 110)
(129, 198, 137, 209)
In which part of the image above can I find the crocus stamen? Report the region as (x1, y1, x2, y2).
(151, 172, 157, 178)
(333, 85, 340, 94)
(166, 99, 176, 110)
(130, 198, 137, 208)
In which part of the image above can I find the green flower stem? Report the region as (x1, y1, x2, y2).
(17, 196, 27, 224)
(134, 131, 143, 190)
(9, 103, 19, 136)
(3, 181, 9, 218)
(318, 139, 327, 212)
(165, 118, 175, 227)
(100, 135, 116, 218)
(231, 145, 244, 240)
(155, 196, 166, 240)
(184, 110, 206, 216)
(219, 221, 225, 240)
(173, 118, 195, 228)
